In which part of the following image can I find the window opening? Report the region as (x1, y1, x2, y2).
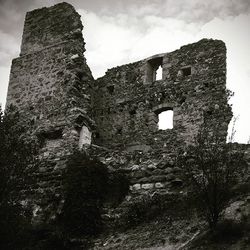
(181, 66, 191, 76)
(156, 65, 163, 80)
(158, 110, 173, 130)
(116, 128, 122, 135)
(107, 85, 114, 94)
(79, 126, 92, 148)
(40, 129, 63, 140)
(146, 57, 163, 83)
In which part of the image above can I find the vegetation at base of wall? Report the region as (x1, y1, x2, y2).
(106, 170, 130, 207)
(189, 219, 250, 249)
(0, 202, 32, 250)
(211, 219, 249, 243)
(0, 105, 39, 203)
(117, 192, 191, 230)
(59, 151, 110, 237)
(58, 150, 130, 238)
(0, 105, 40, 250)
(0, 106, 130, 249)
(176, 120, 248, 230)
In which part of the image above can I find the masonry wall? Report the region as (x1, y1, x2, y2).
(6, 2, 234, 223)
(6, 2, 94, 223)
(92, 39, 232, 152)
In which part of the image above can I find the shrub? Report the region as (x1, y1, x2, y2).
(0, 105, 39, 249)
(106, 171, 130, 207)
(60, 151, 109, 237)
(177, 120, 247, 229)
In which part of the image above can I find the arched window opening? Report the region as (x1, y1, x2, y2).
(156, 65, 163, 80)
(158, 110, 173, 130)
(79, 126, 92, 148)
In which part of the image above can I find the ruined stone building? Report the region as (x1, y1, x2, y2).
(6, 2, 234, 221)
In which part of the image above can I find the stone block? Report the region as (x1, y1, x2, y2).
(141, 183, 154, 190)
(155, 182, 165, 188)
(150, 175, 166, 182)
(131, 165, 140, 171)
(132, 184, 141, 190)
(132, 171, 146, 179)
(153, 169, 164, 175)
(147, 163, 157, 169)
(166, 173, 175, 181)
(172, 167, 181, 173)
(164, 167, 173, 174)
(138, 177, 150, 183)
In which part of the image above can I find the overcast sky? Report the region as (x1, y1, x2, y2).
(0, 0, 249, 143)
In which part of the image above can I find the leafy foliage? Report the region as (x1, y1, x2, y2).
(60, 151, 109, 236)
(0, 105, 38, 202)
(177, 121, 247, 229)
(106, 171, 130, 207)
(0, 105, 39, 249)
(59, 151, 130, 238)
(0, 105, 130, 248)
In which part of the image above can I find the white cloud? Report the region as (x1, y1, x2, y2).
(80, 9, 250, 143)
(196, 14, 250, 143)
(0, 30, 19, 65)
(0, 2, 249, 142)
(124, 0, 250, 23)
(81, 10, 199, 78)
(0, 65, 11, 109)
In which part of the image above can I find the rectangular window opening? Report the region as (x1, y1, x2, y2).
(158, 110, 174, 130)
(181, 66, 191, 76)
(146, 57, 163, 83)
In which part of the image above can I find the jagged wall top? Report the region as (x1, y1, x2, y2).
(20, 2, 83, 56)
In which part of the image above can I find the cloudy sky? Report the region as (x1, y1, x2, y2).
(0, 0, 249, 143)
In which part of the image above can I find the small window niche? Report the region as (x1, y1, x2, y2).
(107, 85, 114, 94)
(179, 66, 192, 77)
(79, 126, 92, 149)
(39, 129, 63, 149)
(156, 65, 163, 80)
(146, 57, 163, 83)
(158, 109, 174, 130)
(40, 129, 63, 140)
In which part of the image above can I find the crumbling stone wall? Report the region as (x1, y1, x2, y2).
(92, 39, 232, 151)
(6, 2, 234, 222)
(6, 2, 94, 222)
(89, 38, 233, 200)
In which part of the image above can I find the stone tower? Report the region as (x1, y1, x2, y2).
(6, 2, 94, 222)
